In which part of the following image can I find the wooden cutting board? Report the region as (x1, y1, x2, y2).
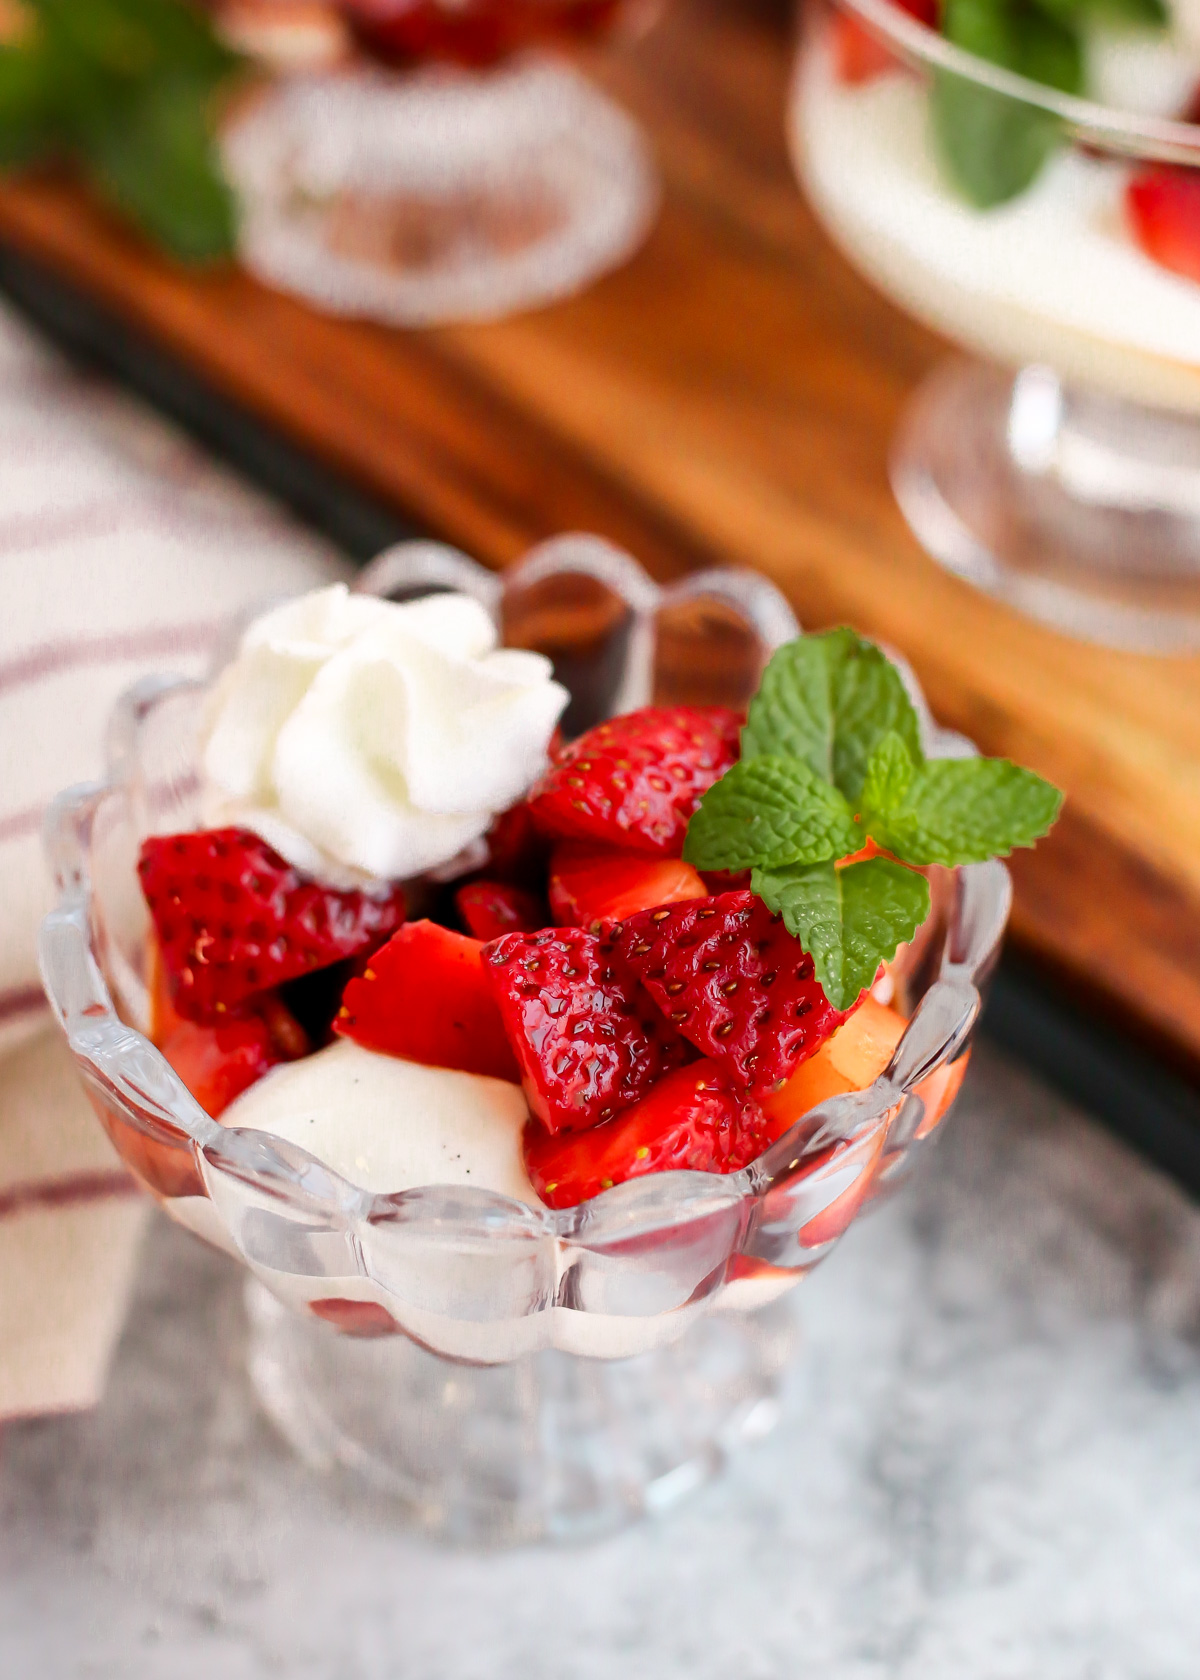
(1, 0, 1197, 1072)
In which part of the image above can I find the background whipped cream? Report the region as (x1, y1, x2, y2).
(202, 585, 568, 886)
(794, 40, 1200, 413)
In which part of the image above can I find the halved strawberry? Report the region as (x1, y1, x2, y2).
(523, 1058, 771, 1209)
(139, 828, 405, 1024)
(335, 920, 519, 1083)
(1126, 165, 1200, 285)
(159, 1014, 285, 1118)
(455, 880, 546, 941)
(483, 926, 693, 1134)
(548, 844, 707, 930)
(833, 0, 939, 85)
(605, 890, 849, 1095)
(527, 706, 742, 856)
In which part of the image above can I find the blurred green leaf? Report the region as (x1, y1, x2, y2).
(0, 0, 240, 262)
(87, 74, 236, 260)
(933, 0, 1082, 207)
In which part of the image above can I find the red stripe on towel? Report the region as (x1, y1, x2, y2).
(0, 1168, 139, 1221)
(0, 986, 48, 1027)
(0, 620, 228, 700)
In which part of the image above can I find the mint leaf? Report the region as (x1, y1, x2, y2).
(862, 742, 1063, 865)
(742, 629, 923, 804)
(753, 859, 931, 1013)
(0, 0, 240, 262)
(87, 75, 237, 262)
(932, 0, 1082, 208)
(1037, 0, 1164, 25)
(684, 757, 861, 873)
(859, 729, 916, 817)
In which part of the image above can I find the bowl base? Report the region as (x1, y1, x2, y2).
(245, 1281, 798, 1544)
(891, 358, 1200, 653)
(224, 60, 660, 327)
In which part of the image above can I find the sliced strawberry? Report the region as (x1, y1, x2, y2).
(527, 705, 742, 856)
(455, 880, 546, 941)
(762, 994, 906, 1137)
(483, 926, 693, 1134)
(548, 844, 707, 931)
(139, 827, 405, 1025)
(159, 1014, 284, 1119)
(833, 0, 939, 85)
(605, 890, 849, 1095)
(1126, 165, 1200, 285)
(523, 1058, 771, 1209)
(335, 921, 519, 1082)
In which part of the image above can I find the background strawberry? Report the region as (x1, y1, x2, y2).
(139, 827, 406, 1024)
(484, 926, 693, 1133)
(336, 921, 519, 1083)
(1126, 165, 1200, 285)
(527, 705, 742, 855)
(523, 1057, 771, 1208)
(605, 890, 849, 1095)
(455, 880, 546, 941)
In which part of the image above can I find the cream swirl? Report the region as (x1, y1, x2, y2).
(201, 585, 568, 885)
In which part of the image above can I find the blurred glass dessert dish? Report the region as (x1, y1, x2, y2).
(39, 536, 1053, 1542)
(221, 0, 660, 324)
(791, 0, 1200, 651)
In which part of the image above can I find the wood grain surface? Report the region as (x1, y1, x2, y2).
(0, 0, 1197, 1070)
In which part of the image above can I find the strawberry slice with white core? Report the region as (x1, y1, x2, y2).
(484, 926, 693, 1133)
(605, 890, 851, 1096)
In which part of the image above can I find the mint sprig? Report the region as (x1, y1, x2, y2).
(0, 0, 241, 262)
(684, 630, 1062, 1010)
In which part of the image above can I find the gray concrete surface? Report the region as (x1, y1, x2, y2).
(3, 1042, 1200, 1679)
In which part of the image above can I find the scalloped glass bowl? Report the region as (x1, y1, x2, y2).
(223, 3, 661, 326)
(790, 0, 1200, 651)
(39, 536, 1008, 1541)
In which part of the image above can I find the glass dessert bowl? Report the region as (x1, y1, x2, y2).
(792, 0, 1200, 651)
(221, 0, 660, 325)
(39, 536, 1019, 1543)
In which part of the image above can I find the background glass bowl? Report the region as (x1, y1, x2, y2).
(223, 3, 661, 326)
(791, 0, 1200, 652)
(39, 535, 1009, 1541)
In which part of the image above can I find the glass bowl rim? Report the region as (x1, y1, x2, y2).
(37, 544, 1012, 1257)
(828, 0, 1200, 168)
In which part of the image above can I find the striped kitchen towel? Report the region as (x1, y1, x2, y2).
(0, 297, 349, 1419)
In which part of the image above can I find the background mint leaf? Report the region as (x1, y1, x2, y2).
(683, 757, 861, 873)
(933, 0, 1082, 207)
(86, 75, 237, 263)
(742, 629, 923, 803)
(0, 0, 239, 261)
(864, 755, 1063, 865)
(753, 858, 930, 1013)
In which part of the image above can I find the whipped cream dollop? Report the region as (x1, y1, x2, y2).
(222, 1039, 539, 1207)
(202, 585, 568, 886)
